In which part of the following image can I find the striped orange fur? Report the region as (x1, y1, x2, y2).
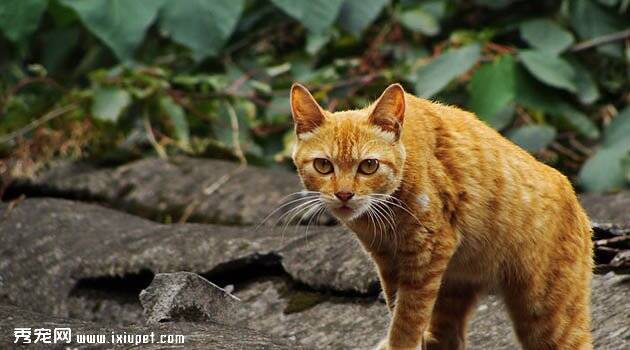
(290, 83, 593, 350)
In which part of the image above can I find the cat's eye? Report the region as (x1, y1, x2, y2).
(358, 159, 379, 175)
(313, 158, 333, 174)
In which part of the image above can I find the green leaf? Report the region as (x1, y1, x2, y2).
(306, 31, 331, 55)
(0, 0, 48, 42)
(579, 105, 630, 192)
(399, 8, 439, 36)
(413, 44, 481, 98)
(603, 106, 630, 147)
(271, 0, 344, 33)
(159, 96, 190, 147)
(507, 125, 557, 153)
(519, 19, 574, 54)
(519, 50, 578, 93)
(420, 0, 447, 20)
(553, 106, 600, 140)
(159, 0, 245, 61)
(338, 0, 388, 35)
(514, 67, 599, 139)
(569, 0, 626, 57)
(60, 0, 166, 62)
(469, 55, 516, 129)
(568, 58, 600, 104)
(579, 141, 630, 192)
(91, 86, 131, 122)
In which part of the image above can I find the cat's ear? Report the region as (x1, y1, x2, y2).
(290, 83, 326, 138)
(369, 83, 406, 140)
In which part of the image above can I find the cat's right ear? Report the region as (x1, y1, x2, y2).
(290, 83, 326, 138)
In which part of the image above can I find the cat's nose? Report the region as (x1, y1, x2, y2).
(335, 192, 354, 201)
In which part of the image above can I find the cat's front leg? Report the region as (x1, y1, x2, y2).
(384, 234, 455, 350)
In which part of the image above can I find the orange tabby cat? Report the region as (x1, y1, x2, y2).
(289, 83, 593, 350)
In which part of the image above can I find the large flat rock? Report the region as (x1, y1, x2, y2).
(0, 197, 376, 318)
(1, 197, 629, 349)
(0, 304, 299, 349)
(7, 156, 303, 225)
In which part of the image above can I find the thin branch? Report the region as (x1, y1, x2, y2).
(550, 142, 584, 162)
(0, 104, 77, 144)
(225, 101, 247, 164)
(568, 136, 594, 157)
(570, 29, 630, 52)
(143, 116, 168, 160)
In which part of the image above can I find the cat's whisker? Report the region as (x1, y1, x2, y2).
(366, 203, 386, 250)
(371, 199, 397, 236)
(258, 192, 320, 229)
(370, 199, 397, 252)
(370, 194, 424, 227)
(371, 204, 387, 250)
(273, 196, 320, 241)
(276, 197, 323, 243)
(300, 201, 325, 243)
(365, 206, 379, 250)
(368, 196, 401, 254)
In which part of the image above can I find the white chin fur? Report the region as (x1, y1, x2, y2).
(328, 204, 368, 222)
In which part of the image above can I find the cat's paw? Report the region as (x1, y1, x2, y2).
(373, 338, 428, 350)
(373, 338, 389, 350)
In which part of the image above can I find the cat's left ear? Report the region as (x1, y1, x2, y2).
(369, 83, 406, 140)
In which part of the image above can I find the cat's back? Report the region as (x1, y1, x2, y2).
(403, 94, 561, 188)
(403, 94, 588, 241)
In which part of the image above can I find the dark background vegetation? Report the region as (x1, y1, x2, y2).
(0, 0, 628, 193)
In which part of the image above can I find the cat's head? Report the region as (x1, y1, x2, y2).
(290, 83, 407, 222)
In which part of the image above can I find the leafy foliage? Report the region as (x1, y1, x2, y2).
(159, 0, 246, 61)
(519, 19, 574, 54)
(0, 0, 628, 192)
(0, 0, 48, 42)
(59, 0, 167, 62)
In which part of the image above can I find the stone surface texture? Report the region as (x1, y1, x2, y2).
(1, 197, 629, 349)
(139, 272, 240, 325)
(2, 157, 630, 349)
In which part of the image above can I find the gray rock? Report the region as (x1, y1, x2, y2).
(8, 156, 303, 225)
(0, 304, 300, 349)
(581, 191, 630, 224)
(140, 272, 240, 325)
(232, 278, 388, 349)
(280, 226, 379, 294)
(0, 197, 371, 318)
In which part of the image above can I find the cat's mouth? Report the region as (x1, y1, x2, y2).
(336, 205, 354, 214)
(331, 203, 364, 221)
